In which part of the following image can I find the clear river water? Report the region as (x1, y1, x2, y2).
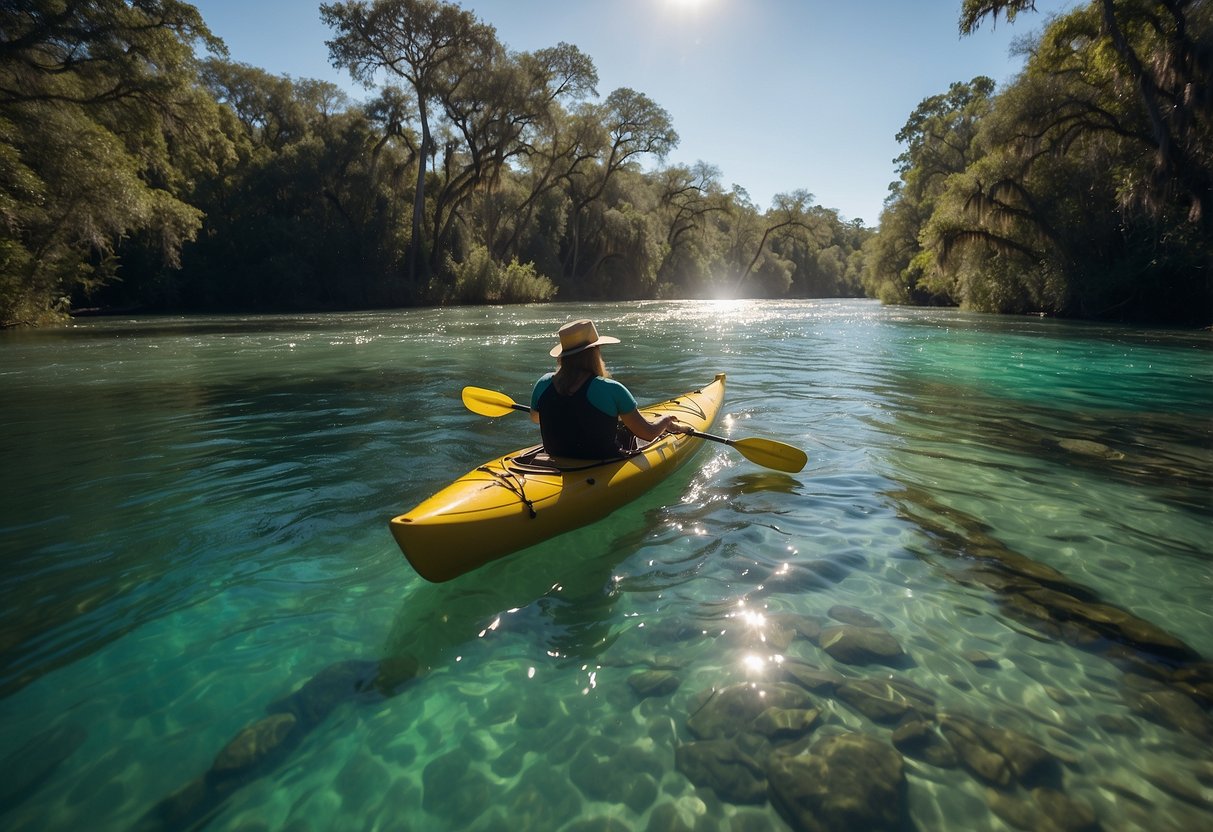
(1, 299, 1210, 831)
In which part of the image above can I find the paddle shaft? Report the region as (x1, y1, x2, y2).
(685, 429, 736, 446)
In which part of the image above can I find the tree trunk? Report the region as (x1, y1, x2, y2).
(409, 98, 431, 285)
(1098, 0, 1210, 225)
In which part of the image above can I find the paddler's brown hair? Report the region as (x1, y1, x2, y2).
(553, 345, 609, 395)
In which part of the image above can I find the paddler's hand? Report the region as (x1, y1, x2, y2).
(662, 418, 692, 436)
(623, 410, 689, 442)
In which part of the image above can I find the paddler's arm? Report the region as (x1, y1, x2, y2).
(620, 409, 688, 441)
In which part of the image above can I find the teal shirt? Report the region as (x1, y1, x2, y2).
(530, 374, 638, 416)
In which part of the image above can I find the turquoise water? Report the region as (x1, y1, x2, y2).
(1, 300, 1210, 830)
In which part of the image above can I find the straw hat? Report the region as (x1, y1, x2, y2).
(549, 319, 621, 357)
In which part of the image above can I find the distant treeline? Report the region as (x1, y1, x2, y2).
(0, 0, 868, 327)
(1, 1, 1209, 328)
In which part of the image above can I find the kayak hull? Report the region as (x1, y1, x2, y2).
(391, 374, 726, 582)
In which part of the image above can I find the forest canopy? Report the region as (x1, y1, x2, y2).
(864, 0, 1212, 325)
(1, 0, 1209, 327)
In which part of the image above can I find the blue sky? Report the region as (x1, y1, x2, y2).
(191, 0, 1078, 225)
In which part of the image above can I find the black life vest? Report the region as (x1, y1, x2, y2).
(536, 376, 620, 459)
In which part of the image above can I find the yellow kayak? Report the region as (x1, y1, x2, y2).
(391, 373, 726, 582)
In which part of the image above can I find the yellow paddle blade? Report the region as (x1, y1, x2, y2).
(461, 386, 528, 417)
(730, 437, 808, 473)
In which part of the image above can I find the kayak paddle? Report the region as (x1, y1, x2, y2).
(460, 386, 808, 474)
(461, 386, 532, 418)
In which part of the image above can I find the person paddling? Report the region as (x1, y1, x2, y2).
(530, 319, 687, 458)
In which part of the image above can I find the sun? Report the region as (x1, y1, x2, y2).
(660, 0, 716, 21)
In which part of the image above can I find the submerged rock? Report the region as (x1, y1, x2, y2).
(963, 649, 1000, 669)
(628, 669, 681, 699)
(835, 677, 936, 724)
(769, 612, 825, 644)
(1173, 661, 1213, 705)
(686, 682, 814, 741)
(939, 714, 1061, 789)
(644, 801, 698, 832)
(1033, 787, 1099, 831)
(1024, 587, 1198, 661)
(1124, 686, 1213, 740)
(780, 660, 844, 694)
(141, 657, 420, 832)
(767, 733, 906, 832)
(986, 786, 1098, 832)
(642, 618, 709, 646)
(818, 625, 907, 667)
(891, 719, 958, 768)
(675, 738, 768, 804)
(799, 558, 854, 585)
(515, 691, 555, 730)
(827, 605, 883, 629)
(570, 737, 663, 808)
(1093, 713, 1141, 737)
(763, 618, 797, 651)
(1056, 437, 1125, 461)
(1196, 762, 1213, 788)
(940, 720, 1011, 787)
(751, 706, 821, 741)
(504, 762, 583, 830)
(211, 713, 298, 776)
(267, 658, 418, 726)
(422, 748, 496, 825)
(959, 567, 1040, 595)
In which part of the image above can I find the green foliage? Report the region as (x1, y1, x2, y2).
(1, 0, 875, 325)
(438, 245, 556, 304)
(323, 0, 499, 284)
(868, 0, 1213, 325)
(0, 0, 226, 326)
(8, 0, 1207, 326)
(959, 0, 1038, 34)
(865, 76, 996, 308)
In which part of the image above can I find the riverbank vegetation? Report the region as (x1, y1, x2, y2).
(1, 1, 1209, 327)
(864, 0, 1212, 325)
(0, 0, 867, 327)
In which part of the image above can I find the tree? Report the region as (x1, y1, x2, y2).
(0, 0, 227, 326)
(322, 0, 497, 284)
(926, 1, 1212, 320)
(431, 41, 597, 282)
(200, 59, 314, 153)
(488, 100, 600, 268)
(562, 87, 678, 285)
(864, 77, 996, 305)
(734, 190, 823, 296)
(473, 45, 598, 265)
(653, 162, 729, 294)
(962, 0, 1213, 229)
(144, 57, 420, 313)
